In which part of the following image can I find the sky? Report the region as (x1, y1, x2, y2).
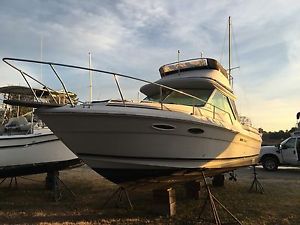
(0, 0, 300, 131)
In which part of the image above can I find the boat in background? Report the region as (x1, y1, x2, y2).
(0, 86, 82, 179)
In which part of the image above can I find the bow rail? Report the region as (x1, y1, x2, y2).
(2, 57, 234, 124)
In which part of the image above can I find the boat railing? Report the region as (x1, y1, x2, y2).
(192, 104, 233, 125)
(2, 57, 234, 125)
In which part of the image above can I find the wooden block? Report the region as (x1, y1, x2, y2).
(152, 187, 176, 216)
(168, 188, 176, 204)
(169, 201, 176, 217)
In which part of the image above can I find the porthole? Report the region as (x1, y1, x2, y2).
(188, 128, 204, 134)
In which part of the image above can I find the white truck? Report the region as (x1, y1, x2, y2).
(259, 132, 300, 171)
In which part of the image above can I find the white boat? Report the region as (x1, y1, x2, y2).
(0, 86, 82, 178)
(30, 58, 261, 185)
(0, 125, 81, 178)
(2, 57, 262, 186)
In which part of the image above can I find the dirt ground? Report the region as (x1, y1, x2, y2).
(0, 165, 299, 225)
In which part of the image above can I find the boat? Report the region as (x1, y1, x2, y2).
(0, 57, 262, 187)
(1, 19, 262, 187)
(0, 86, 83, 179)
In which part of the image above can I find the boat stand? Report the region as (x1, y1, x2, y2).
(101, 186, 133, 210)
(46, 171, 76, 201)
(198, 171, 242, 225)
(229, 170, 237, 182)
(0, 177, 18, 188)
(248, 166, 264, 194)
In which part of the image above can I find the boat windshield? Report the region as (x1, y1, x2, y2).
(145, 89, 213, 107)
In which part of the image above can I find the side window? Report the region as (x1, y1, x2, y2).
(229, 99, 238, 119)
(209, 91, 225, 109)
(224, 98, 236, 120)
(208, 90, 235, 122)
(283, 138, 296, 149)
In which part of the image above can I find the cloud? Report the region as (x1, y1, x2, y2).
(117, 0, 170, 29)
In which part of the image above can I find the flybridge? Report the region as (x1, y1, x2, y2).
(159, 58, 228, 79)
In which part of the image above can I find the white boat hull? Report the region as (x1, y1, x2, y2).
(0, 129, 82, 178)
(37, 104, 261, 184)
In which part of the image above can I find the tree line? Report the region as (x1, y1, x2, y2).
(260, 127, 298, 146)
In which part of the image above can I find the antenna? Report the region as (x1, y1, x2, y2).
(40, 35, 43, 82)
(228, 16, 232, 84)
(177, 50, 180, 75)
(88, 52, 93, 102)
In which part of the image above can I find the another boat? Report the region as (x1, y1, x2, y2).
(0, 86, 82, 179)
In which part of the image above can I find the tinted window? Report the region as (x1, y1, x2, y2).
(208, 90, 235, 121)
(143, 89, 171, 102)
(163, 89, 213, 106)
(145, 89, 213, 106)
(283, 138, 296, 148)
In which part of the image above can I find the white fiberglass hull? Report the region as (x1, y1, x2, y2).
(0, 128, 82, 178)
(37, 103, 261, 184)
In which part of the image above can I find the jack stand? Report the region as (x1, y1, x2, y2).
(229, 171, 237, 182)
(249, 166, 264, 194)
(198, 171, 242, 225)
(101, 186, 133, 210)
(46, 171, 76, 202)
(0, 177, 18, 188)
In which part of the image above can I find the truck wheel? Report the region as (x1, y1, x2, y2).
(262, 156, 278, 171)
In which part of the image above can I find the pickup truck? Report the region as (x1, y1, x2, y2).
(259, 134, 300, 171)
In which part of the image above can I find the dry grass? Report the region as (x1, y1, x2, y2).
(0, 166, 299, 225)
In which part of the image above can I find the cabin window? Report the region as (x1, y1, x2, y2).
(144, 89, 212, 106)
(144, 90, 171, 102)
(208, 90, 235, 122)
(162, 89, 213, 106)
(229, 99, 238, 119)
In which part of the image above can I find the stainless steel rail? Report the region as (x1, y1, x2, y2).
(2, 57, 234, 124)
